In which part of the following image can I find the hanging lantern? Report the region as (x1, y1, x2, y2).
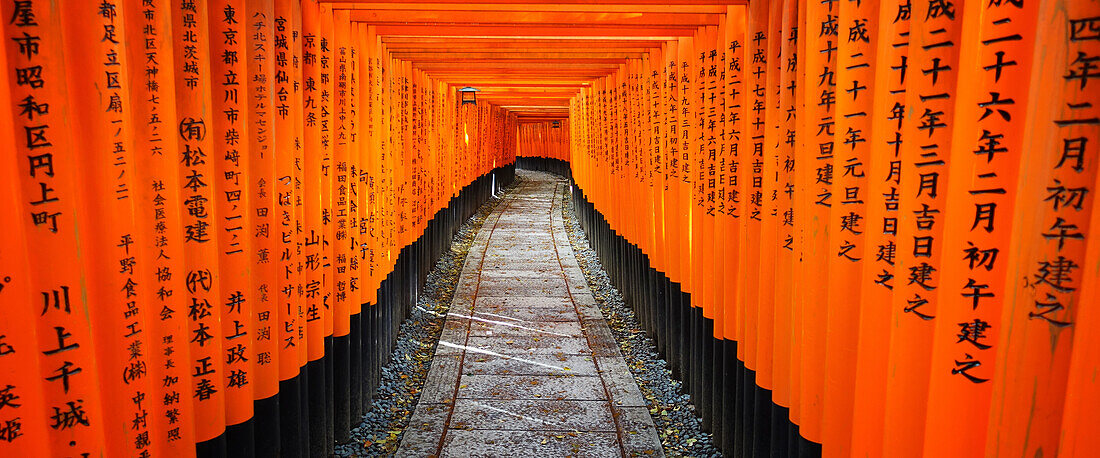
(459, 86, 478, 104)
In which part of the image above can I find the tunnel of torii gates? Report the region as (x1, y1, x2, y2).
(0, 0, 1099, 456)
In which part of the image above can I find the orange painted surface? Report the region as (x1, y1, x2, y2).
(302, 0, 326, 363)
(274, 0, 303, 384)
(921, 0, 1038, 454)
(753, 0, 784, 393)
(770, 0, 798, 412)
(517, 120, 569, 161)
(170, 0, 229, 442)
(0, 1, 1095, 455)
(208, 0, 256, 426)
(849, 0, 909, 454)
(3, 1, 109, 455)
(881, 1, 967, 455)
(127, 1, 200, 452)
(720, 4, 745, 359)
(821, 0, 878, 454)
(333, 9, 354, 336)
(61, 2, 164, 454)
(246, 0, 280, 403)
(986, 0, 1100, 455)
(1060, 167, 1100, 457)
(739, 0, 766, 370)
(0, 35, 51, 458)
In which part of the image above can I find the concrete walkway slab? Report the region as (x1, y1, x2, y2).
(462, 354, 598, 377)
(448, 399, 617, 431)
(399, 171, 663, 457)
(440, 430, 620, 458)
(468, 320, 584, 338)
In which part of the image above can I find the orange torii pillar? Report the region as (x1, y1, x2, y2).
(208, 0, 257, 454)
(331, 7, 354, 443)
(245, 1, 281, 455)
(0, 22, 51, 457)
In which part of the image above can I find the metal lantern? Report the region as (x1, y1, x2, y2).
(459, 86, 478, 104)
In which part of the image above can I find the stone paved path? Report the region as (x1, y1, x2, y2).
(398, 171, 663, 457)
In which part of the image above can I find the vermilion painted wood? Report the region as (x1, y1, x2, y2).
(3, 2, 1097, 456)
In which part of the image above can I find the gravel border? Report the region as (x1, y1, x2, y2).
(560, 183, 721, 457)
(336, 179, 518, 457)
